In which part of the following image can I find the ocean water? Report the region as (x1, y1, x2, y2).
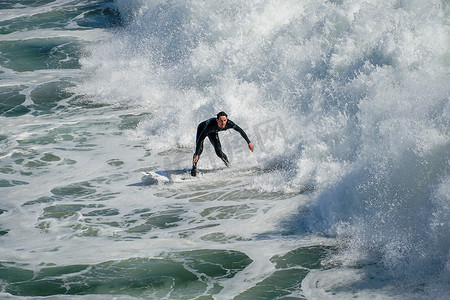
(1, 0, 449, 299)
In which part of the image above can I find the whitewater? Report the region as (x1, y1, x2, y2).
(1, 0, 449, 299)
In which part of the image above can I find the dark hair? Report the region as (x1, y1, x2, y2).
(217, 111, 228, 119)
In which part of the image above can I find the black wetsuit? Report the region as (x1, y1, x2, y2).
(192, 118, 251, 173)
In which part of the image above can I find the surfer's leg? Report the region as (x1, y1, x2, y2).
(195, 141, 204, 159)
(191, 165, 197, 176)
(191, 139, 204, 176)
(208, 133, 230, 167)
(191, 156, 198, 176)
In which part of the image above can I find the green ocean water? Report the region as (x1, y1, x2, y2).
(1, 0, 448, 299)
(1, 2, 332, 298)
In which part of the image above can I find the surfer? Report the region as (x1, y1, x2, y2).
(191, 111, 254, 176)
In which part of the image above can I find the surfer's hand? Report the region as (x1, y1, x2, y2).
(193, 155, 199, 165)
(248, 143, 254, 152)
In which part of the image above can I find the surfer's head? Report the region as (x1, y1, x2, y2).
(216, 111, 228, 128)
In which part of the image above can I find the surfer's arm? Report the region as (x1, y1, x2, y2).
(229, 121, 254, 152)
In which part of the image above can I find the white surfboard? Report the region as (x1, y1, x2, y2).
(140, 170, 198, 183)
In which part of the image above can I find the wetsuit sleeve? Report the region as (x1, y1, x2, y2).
(228, 120, 251, 144)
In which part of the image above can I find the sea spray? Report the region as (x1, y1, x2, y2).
(75, 0, 450, 296)
(0, 0, 448, 297)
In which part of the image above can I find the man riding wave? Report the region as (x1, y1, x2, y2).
(191, 111, 254, 176)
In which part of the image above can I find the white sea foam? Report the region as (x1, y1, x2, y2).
(0, 28, 110, 42)
(2, 0, 449, 298)
(73, 0, 450, 295)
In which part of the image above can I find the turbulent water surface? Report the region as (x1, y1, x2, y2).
(1, 0, 449, 299)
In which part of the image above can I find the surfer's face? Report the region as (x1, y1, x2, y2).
(217, 116, 227, 128)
